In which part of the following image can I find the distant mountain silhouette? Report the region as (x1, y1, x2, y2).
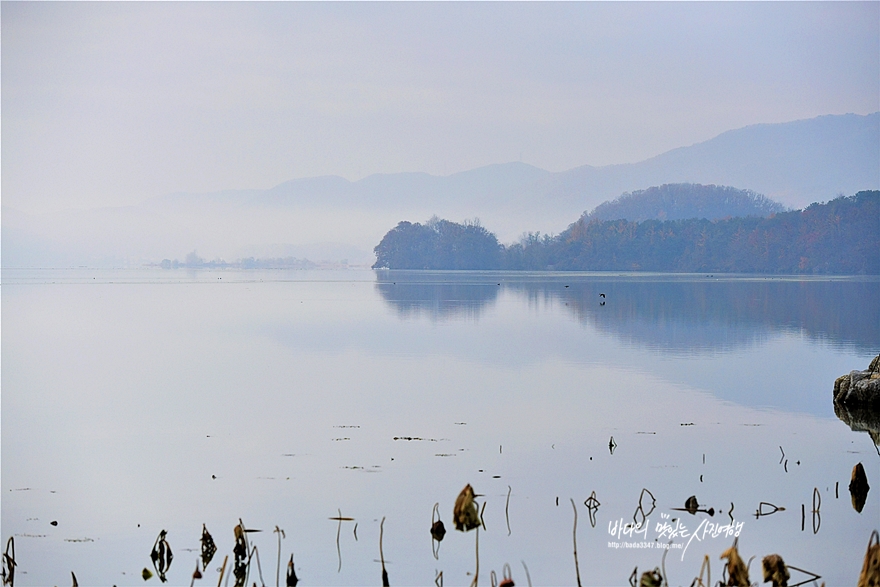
(3, 112, 877, 267)
(543, 112, 879, 218)
(140, 111, 877, 244)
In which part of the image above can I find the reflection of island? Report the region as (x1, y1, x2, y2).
(374, 271, 500, 320)
(377, 272, 879, 353)
(508, 277, 879, 354)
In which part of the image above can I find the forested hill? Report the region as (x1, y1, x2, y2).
(373, 191, 879, 274)
(585, 183, 787, 222)
(372, 217, 503, 270)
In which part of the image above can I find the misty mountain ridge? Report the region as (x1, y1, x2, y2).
(149, 161, 553, 211)
(3, 112, 877, 268)
(142, 112, 876, 235)
(585, 184, 788, 223)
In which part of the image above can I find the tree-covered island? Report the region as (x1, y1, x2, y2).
(373, 187, 879, 274)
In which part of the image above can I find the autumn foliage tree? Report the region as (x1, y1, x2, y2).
(373, 217, 502, 269)
(372, 192, 879, 274)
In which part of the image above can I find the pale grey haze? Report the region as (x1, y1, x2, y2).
(2, 2, 879, 267)
(4, 112, 877, 268)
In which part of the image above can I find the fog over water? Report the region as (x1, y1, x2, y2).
(2, 269, 876, 585)
(2, 3, 879, 584)
(3, 3, 877, 214)
(3, 3, 878, 269)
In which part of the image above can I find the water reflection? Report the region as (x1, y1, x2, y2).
(200, 524, 216, 572)
(377, 273, 879, 354)
(850, 463, 871, 513)
(835, 402, 880, 452)
(375, 271, 500, 320)
(833, 355, 880, 451)
(3, 269, 877, 586)
(1, 537, 15, 587)
(514, 277, 879, 354)
(149, 530, 172, 583)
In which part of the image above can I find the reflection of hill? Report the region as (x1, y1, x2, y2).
(509, 277, 879, 354)
(374, 271, 500, 321)
(377, 273, 879, 353)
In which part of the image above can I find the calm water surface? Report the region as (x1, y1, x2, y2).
(2, 269, 878, 586)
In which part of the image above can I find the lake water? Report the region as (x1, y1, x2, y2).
(2, 268, 878, 586)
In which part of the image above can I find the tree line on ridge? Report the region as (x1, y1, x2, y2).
(372, 190, 879, 274)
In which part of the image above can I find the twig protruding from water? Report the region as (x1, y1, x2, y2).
(690, 554, 710, 587)
(1, 536, 15, 587)
(285, 554, 298, 587)
(521, 560, 532, 587)
(505, 486, 512, 536)
(380, 517, 389, 587)
(431, 503, 446, 559)
(216, 554, 228, 587)
(571, 499, 581, 587)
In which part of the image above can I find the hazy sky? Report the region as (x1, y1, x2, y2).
(2, 1, 878, 214)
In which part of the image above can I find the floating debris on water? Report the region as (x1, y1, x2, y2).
(200, 524, 216, 570)
(754, 502, 784, 518)
(634, 568, 662, 587)
(191, 559, 203, 582)
(761, 554, 789, 587)
(453, 484, 481, 532)
(583, 492, 601, 528)
(632, 488, 656, 527)
(232, 521, 250, 586)
(431, 503, 446, 546)
(786, 563, 821, 587)
(150, 529, 172, 583)
(672, 495, 714, 516)
(286, 553, 299, 587)
(850, 462, 870, 513)
(491, 563, 516, 587)
(2, 537, 15, 586)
